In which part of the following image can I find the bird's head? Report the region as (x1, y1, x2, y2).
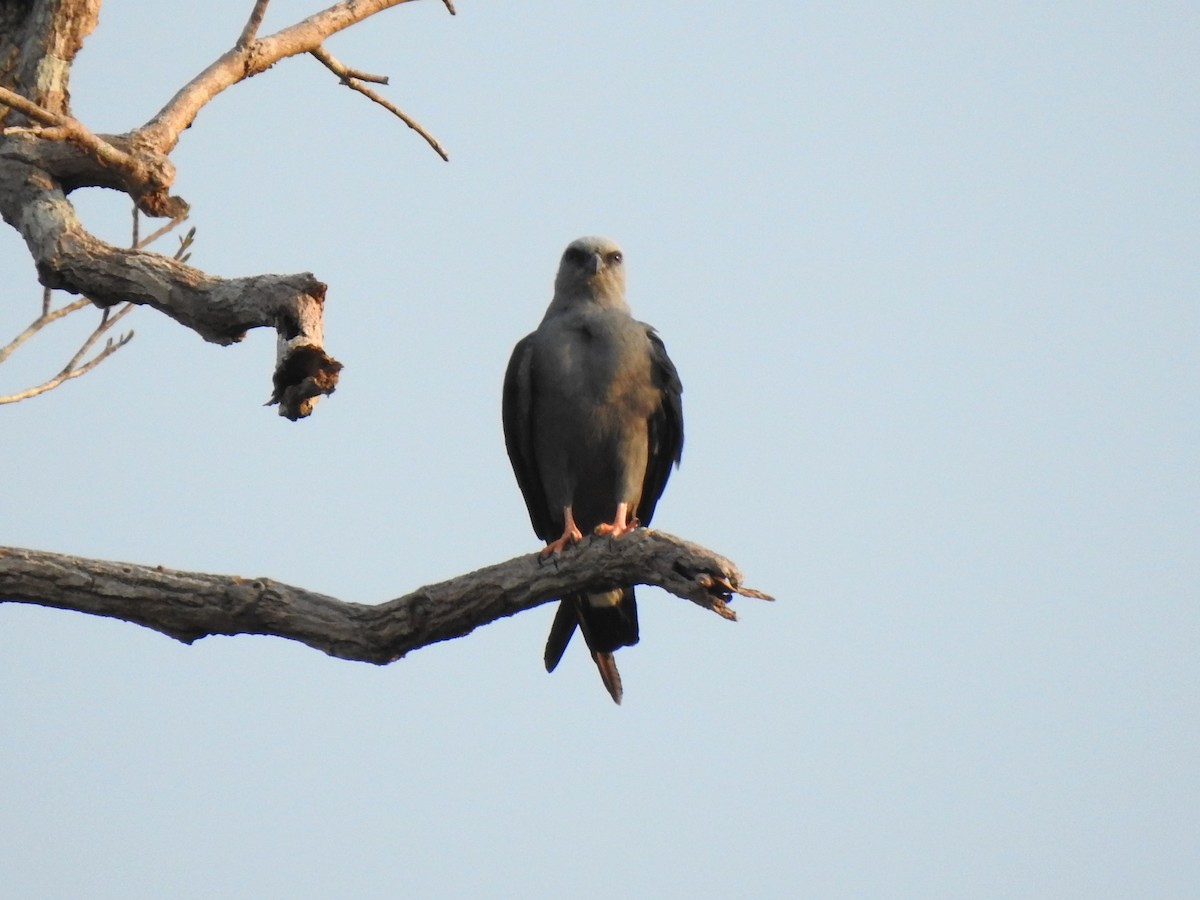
(551, 236, 628, 311)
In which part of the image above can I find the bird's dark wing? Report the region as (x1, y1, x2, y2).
(502, 333, 554, 541)
(505, 333, 585, 673)
(637, 327, 684, 526)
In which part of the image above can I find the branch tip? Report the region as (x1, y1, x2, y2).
(310, 46, 448, 161)
(270, 344, 343, 420)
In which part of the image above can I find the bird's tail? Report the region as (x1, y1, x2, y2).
(543, 588, 639, 704)
(591, 652, 623, 704)
(543, 600, 578, 673)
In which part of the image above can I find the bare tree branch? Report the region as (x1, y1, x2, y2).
(0, 295, 133, 405)
(0, 306, 132, 404)
(0, 85, 182, 216)
(0, 85, 61, 126)
(133, 211, 189, 251)
(0, 84, 129, 167)
(0, 0, 456, 417)
(0, 296, 89, 366)
(0, 5, 768, 695)
(0, 531, 772, 664)
(0, 0, 101, 117)
(237, 0, 273, 49)
(320, 59, 390, 85)
(0, 208, 195, 403)
(0, 155, 339, 418)
(138, 0, 426, 154)
(310, 47, 448, 161)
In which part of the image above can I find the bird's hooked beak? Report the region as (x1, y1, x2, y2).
(584, 251, 603, 276)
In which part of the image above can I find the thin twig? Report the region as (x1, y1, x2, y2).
(310, 47, 449, 161)
(0, 85, 61, 126)
(332, 63, 389, 85)
(57, 303, 134, 377)
(0, 332, 133, 404)
(0, 303, 134, 405)
(0, 298, 92, 366)
(134, 211, 190, 251)
(0, 202, 184, 401)
(139, 0, 426, 153)
(238, 0, 272, 48)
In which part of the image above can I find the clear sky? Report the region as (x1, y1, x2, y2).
(2, 1, 1197, 897)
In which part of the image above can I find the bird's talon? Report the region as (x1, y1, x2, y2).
(595, 502, 637, 538)
(595, 522, 635, 539)
(541, 531, 583, 557)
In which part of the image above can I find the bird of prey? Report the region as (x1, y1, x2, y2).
(502, 236, 684, 703)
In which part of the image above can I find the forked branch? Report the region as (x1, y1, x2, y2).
(0, 300, 133, 404)
(0, 84, 182, 216)
(0, 213, 195, 405)
(237, 0, 273, 48)
(1, 0, 456, 417)
(138, 0, 446, 155)
(310, 47, 448, 160)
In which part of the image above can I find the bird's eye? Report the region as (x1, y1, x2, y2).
(564, 246, 588, 267)
(608, 251, 623, 265)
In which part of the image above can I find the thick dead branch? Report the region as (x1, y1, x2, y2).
(0, 157, 339, 417)
(0, 531, 772, 664)
(0, 85, 181, 215)
(0, 129, 185, 217)
(0, 0, 457, 416)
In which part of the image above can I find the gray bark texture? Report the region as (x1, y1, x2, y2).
(0, 532, 768, 664)
(0, 0, 403, 419)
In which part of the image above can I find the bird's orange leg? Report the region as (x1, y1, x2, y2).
(594, 502, 638, 539)
(541, 506, 585, 556)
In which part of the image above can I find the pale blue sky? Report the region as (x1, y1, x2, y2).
(2, 1, 1197, 897)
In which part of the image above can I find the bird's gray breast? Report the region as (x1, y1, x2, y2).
(531, 310, 657, 525)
